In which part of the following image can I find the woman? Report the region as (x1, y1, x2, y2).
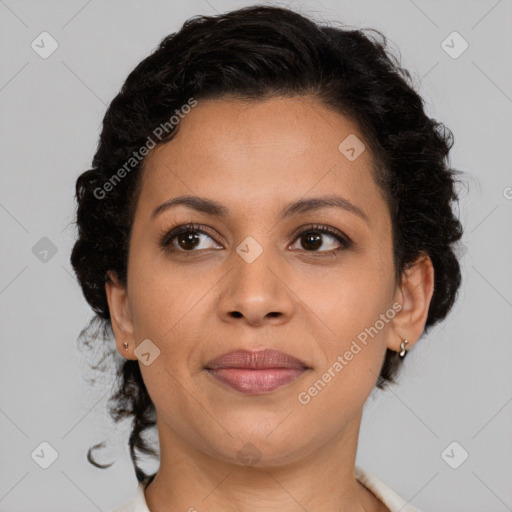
(71, 5, 463, 511)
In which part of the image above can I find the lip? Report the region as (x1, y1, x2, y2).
(206, 349, 308, 370)
(205, 349, 310, 394)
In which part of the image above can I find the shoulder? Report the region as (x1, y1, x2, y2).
(355, 466, 424, 512)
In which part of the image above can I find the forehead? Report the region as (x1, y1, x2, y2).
(138, 95, 387, 225)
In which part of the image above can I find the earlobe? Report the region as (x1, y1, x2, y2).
(387, 252, 435, 353)
(105, 270, 138, 360)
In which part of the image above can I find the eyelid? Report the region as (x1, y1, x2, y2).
(289, 224, 353, 252)
(289, 223, 350, 242)
(159, 222, 222, 249)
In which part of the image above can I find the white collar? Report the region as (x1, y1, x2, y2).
(113, 466, 422, 512)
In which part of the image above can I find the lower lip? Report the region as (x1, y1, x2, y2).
(206, 368, 307, 394)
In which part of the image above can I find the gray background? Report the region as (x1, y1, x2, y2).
(1, 0, 511, 511)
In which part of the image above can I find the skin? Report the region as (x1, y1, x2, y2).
(106, 95, 434, 512)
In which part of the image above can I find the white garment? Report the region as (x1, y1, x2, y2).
(112, 466, 422, 512)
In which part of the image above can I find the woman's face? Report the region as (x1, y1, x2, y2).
(107, 95, 423, 466)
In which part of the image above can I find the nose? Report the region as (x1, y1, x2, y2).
(217, 248, 295, 327)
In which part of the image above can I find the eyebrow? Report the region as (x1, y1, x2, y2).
(151, 194, 368, 222)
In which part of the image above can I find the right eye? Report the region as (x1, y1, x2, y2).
(159, 223, 223, 255)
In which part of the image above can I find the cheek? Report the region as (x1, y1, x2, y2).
(297, 283, 392, 415)
(296, 254, 394, 387)
(127, 248, 205, 339)
(301, 253, 393, 332)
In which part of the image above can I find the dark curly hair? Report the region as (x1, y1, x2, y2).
(70, 4, 464, 484)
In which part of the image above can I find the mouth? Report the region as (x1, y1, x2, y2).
(204, 349, 310, 394)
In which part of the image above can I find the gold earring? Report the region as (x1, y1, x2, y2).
(398, 339, 408, 358)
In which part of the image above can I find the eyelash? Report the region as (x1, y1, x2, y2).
(159, 222, 352, 258)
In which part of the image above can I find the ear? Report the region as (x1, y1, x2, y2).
(105, 270, 138, 360)
(387, 252, 435, 352)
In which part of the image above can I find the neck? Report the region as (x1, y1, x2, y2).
(144, 409, 387, 512)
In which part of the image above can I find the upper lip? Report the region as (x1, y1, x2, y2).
(205, 349, 309, 370)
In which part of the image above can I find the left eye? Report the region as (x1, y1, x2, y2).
(290, 226, 351, 253)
